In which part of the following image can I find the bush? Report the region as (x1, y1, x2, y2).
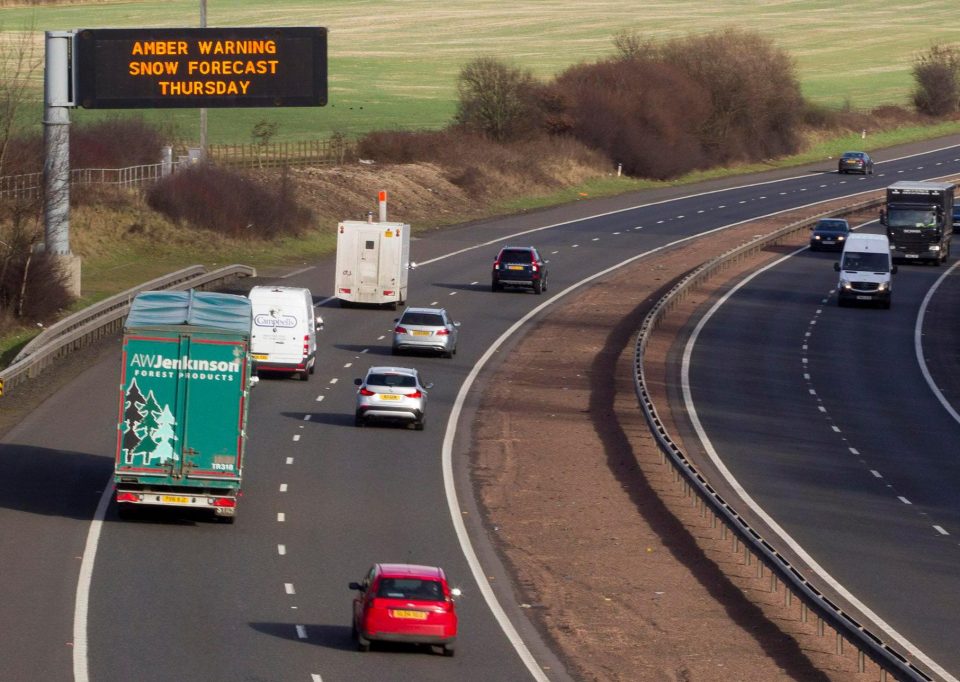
(71, 116, 169, 168)
(548, 58, 710, 179)
(454, 57, 544, 142)
(913, 45, 960, 116)
(0, 250, 72, 322)
(658, 28, 804, 164)
(147, 164, 314, 239)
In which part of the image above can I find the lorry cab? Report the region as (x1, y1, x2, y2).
(834, 233, 896, 309)
(248, 286, 321, 380)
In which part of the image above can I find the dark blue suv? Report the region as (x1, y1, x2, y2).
(491, 246, 549, 294)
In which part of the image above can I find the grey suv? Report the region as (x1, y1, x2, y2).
(491, 246, 549, 294)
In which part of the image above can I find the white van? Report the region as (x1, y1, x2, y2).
(248, 286, 322, 380)
(833, 233, 896, 309)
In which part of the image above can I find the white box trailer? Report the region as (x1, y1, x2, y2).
(335, 220, 410, 309)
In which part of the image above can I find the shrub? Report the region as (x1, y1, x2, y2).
(548, 58, 710, 179)
(658, 28, 804, 163)
(912, 44, 960, 116)
(147, 164, 313, 239)
(71, 116, 169, 168)
(454, 57, 544, 142)
(0, 250, 72, 321)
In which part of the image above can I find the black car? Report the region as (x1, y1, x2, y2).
(838, 151, 873, 175)
(953, 204, 960, 230)
(809, 218, 851, 251)
(491, 246, 549, 294)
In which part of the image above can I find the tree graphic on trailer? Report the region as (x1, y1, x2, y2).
(120, 379, 145, 462)
(122, 386, 179, 466)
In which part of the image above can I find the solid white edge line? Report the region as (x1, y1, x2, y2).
(72, 485, 112, 682)
(680, 245, 957, 682)
(914, 259, 960, 425)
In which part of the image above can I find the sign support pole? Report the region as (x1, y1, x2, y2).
(43, 30, 81, 295)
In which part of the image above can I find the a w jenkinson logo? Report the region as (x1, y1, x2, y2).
(254, 312, 297, 328)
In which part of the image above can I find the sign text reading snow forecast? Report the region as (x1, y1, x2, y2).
(75, 27, 327, 108)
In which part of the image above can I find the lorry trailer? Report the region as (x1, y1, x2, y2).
(114, 290, 255, 522)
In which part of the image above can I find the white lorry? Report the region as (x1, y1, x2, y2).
(334, 220, 411, 309)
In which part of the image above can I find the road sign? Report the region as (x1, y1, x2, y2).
(74, 27, 327, 109)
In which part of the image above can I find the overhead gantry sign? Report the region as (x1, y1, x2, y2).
(74, 27, 327, 108)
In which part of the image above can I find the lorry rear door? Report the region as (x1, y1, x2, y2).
(118, 333, 245, 482)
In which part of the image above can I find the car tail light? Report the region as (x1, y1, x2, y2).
(407, 389, 422, 399)
(302, 335, 310, 356)
(395, 325, 408, 334)
(116, 492, 140, 503)
(359, 387, 375, 396)
(493, 258, 501, 270)
(212, 498, 236, 508)
(436, 329, 449, 336)
(531, 263, 538, 272)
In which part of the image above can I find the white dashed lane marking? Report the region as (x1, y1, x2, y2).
(870, 470, 882, 478)
(898, 497, 912, 506)
(280, 484, 288, 492)
(286, 457, 294, 464)
(278, 544, 286, 555)
(315, 395, 324, 402)
(278, 513, 286, 522)
(285, 583, 296, 595)
(934, 526, 949, 535)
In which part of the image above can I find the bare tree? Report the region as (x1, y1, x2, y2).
(454, 56, 543, 142)
(0, 23, 42, 175)
(913, 44, 960, 116)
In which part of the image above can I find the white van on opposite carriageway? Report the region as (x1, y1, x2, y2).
(248, 286, 323, 380)
(833, 233, 897, 309)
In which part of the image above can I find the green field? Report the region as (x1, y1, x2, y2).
(2, 0, 960, 144)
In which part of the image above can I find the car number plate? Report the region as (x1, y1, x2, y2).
(390, 609, 428, 620)
(905, 254, 919, 258)
(379, 394, 401, 401)
(252, 353, 268, 360)
(822, 240, 835, 244)
(507, 265, 524, 270)
(162, 495, 190, 504)
(412, 330, 431, 336)
(856, 295, 872, 300)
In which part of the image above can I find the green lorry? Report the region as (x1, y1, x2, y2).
(114, 290, 256, 522)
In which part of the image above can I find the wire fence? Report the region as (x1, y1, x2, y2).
(0, 137, 356, 200)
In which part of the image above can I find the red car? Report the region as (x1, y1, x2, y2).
(349, 563, 460, 656)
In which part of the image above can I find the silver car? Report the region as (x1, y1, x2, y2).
(392, 307, 460, 358)
(354, 366, 432, 430)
